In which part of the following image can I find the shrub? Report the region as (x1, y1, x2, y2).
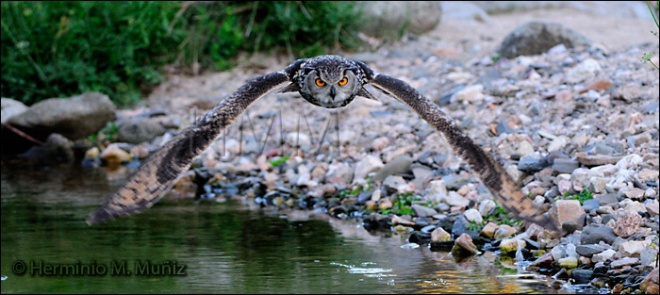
(1, 1, 364, 107)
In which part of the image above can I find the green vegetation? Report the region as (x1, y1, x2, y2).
(1, 2, 364, 107)
(268, 155, 290, 167)
(88, 121, 119, 143)
(642, 1, 659, 70)
(466, 221, 482, 231)
(483, 203, 521, 227)
(564, 190, 593, 205)
(381, 192, 421, 216)
(339, 177, 373, 199)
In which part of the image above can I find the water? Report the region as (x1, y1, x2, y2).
(1, 160, 558, 294)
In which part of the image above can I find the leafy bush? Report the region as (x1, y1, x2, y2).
(1, 2, 183, 106)
(1, 1, 363, 107)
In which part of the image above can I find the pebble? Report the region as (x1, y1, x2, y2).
(412, 204, 438, 218)
(640, 247, 657, 266)
(645, 199, 659, 215)
(621, 187, 645, 199)
(565, 58, 602, 84)
(285, 132, 311, 148)
(479, 222, 499, 238)
(431, 227, 451, 242)
(580, 224, 617, 245)
(500, 238, 526, 253)
(596, 193, 619, 206)
(353, 155, 384, 183)
(392, 215, 415, 227)
(571, 269, 593, 284)
(463, 208, 483, 224)
(452, 84, 485, 104)
(493, 224, 517, 240)
(550, 199, 584, 228)
(610, 257, 639, 268)
(379, 198, 393, 210)
(640, 268, 659, 294)
(582, 199, 600, 212)
(518, 154, 549, 172)
(558, 256, 578, 269)
(619, 240, 648, 257)
(100, 143, 131, 165)
(444, 191, 470, 208)
(452, 233, 478, 257)
(478, 199, 496, 216)
(612, 210, 643, 238)
(592, 249, 616, 263)
(383, 175, 407, 194)
(575, 244, 609, 257)
(552, 158, 579, 174)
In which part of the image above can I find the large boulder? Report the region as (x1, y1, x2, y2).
(2, 92, 116, 153)
(1, 98, 28, 124)
(498, 21, 591, 59)
(359, 2, 442, 40)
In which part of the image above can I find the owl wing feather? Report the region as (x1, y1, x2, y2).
(362, 69, 558, 231)
(87, 60, 306, 225)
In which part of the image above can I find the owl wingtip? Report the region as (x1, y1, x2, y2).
(86, 208, 116, 226)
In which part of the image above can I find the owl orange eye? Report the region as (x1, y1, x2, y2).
(338, 77, 348, 86)
(315, 78, 326, 87)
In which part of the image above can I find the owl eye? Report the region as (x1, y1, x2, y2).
(315, 78, 326, 87)
(338, 77, 348, 86)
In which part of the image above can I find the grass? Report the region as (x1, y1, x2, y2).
(381, 192, 421, 216)
(1, 2, 364, 107)
(87, 121, 119, 143)
(564, 190, 593, 205)
(642, 1, 659, 70)
(268, 155, 290, 167)
(483, 203, 522, 227)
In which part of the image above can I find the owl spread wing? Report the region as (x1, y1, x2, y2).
(86, 61, 306, 225)
(359, 66, 558, 231)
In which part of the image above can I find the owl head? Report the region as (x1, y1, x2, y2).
(281, 55, 376, 108)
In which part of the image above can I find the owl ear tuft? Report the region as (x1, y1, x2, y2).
(279, 83, 300, 93)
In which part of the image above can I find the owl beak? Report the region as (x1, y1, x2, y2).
(329, 86, 336, 99)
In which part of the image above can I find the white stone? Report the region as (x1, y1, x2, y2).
(446, 72, 473, 83)
(589, 176, 609, 193)
(548, 136, 569, 152)
(452, 84, 485, 104)
(619, 240, 649, 257)
(565, 58, 602, 84)
(444, 191, 470, 208)
(645, 199, 659, 215)
(478, 199, 496, 216)
(285, 132, 311, 147)
(425, 180, 448, 202)
(592, 249, 616, 263)
(615, 154, 643, 170)
(621, 199, 647, 213)
(353, 155, 384, 183)
(464, 209, 483, 224)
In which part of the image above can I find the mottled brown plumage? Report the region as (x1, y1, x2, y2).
(87, 55, 558, 232)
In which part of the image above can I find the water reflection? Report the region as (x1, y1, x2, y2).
(1, 161, 557, 293)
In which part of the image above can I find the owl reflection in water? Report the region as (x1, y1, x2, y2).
(87, 55, 558, 233)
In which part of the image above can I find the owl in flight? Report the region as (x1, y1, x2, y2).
(87, 55, 558, 232)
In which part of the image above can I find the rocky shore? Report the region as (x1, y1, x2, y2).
(2, 2, 658, 293)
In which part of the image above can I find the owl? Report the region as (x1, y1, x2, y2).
(87, 55, 558, 232)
